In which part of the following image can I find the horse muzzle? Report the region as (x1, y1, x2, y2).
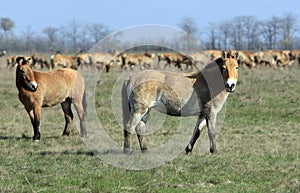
(28, 81, 38, 92)
(225, 79, 236, 92)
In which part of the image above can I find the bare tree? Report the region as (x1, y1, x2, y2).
(177, 16, 199, 52)
(178, 16, 198, 36)
(63, 19, 82, 53)
(87, 23, 110, 44)
(230, 16, 245, 50)
(243, 16, 260, 50)
(22, 26, 36, 52)
(261, 16, 282, 49)
(218, 20, 232, 49)
(206, 23, 218, 49)
(43, 27, 59, 52)
(281, 13, 297, 49)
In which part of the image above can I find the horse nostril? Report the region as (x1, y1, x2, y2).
(226, 83, 230, 88)
(29, 82, 37, 91)
(226, 83, 235, 91)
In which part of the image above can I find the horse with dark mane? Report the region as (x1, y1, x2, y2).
(15, 56, 87, 141)
(122, 50, 239, 154)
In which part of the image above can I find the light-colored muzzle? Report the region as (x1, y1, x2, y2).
(28, 81, 38, 92)
(225, 78, 236, 92)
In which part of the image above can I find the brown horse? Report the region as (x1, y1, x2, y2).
(15, 56, 87, 141)
(122, 50, 239, 154)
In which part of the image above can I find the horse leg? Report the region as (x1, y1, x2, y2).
(26, 106, 41, 141)
(206, 113, 218, 154)
(185, 116, 206, 154)
(124, 108, 150, 153)
(135, 109, 150, 153)
(61, 99, 73, 136)
(123, 111, 133, 154)
(73, 96, 87, 137)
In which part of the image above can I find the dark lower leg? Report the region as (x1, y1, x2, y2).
(62, 113, 73, 136)
(32, 119, 41, 141)
(61, 101, 73, 136)
(123, 129, 131, 153)
(185, 128, 200, 154)
(137, 134, 148, 152)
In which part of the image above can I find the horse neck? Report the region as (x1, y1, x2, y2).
(193, 67, 227, 99)
(208, 89, 230, 114)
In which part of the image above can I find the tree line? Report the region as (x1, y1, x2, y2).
(203, 13, 299, 50)
(0, 13, 299, 54)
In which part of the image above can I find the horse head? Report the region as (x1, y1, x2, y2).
(217, 50, 239, 92)
(16, 56, 38, 92)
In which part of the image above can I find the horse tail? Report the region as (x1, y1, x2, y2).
(122, 78, 131, 128)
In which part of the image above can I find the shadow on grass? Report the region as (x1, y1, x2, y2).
(0, 133, 94, 156)
(0, 133, 62, 140)
(38, 150, 94, 156)
(0, 133, 32, 140)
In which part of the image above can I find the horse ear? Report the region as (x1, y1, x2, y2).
(230, 50, 239, 60)
(26, 57, 31, 63)
(222, 50, 239, 60)
(221, 50, 227, 60)
(16, 56, 25, 65)
(16, 56, 31, 65)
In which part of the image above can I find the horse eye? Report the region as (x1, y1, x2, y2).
(222, 66, 226, 71)
(235, 66, 239, 70)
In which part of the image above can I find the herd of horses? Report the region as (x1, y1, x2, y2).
(5, 47, 299, 154)
(5, 48, 300, 73)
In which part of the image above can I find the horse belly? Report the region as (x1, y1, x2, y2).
(42, 90, 69, 107)
(152, 96, 201, 117)
(152, 101, 181, 116)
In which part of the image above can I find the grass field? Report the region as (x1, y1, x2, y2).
(0, 59, 299, 192)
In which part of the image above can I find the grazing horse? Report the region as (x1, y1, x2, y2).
(122, 50, 239, 154)
(15, 56, 87, 141)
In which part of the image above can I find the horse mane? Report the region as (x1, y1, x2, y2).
(185, 57, 224, 79)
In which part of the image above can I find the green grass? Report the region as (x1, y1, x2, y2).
(0, 61, 299, 192)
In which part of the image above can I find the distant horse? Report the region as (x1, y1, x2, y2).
(15, 56, 87, 141)
(122, 50, 239, 154)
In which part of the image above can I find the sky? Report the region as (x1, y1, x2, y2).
(0, 0, 298, 35)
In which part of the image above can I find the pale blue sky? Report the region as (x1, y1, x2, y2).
(0, 0, 298, 34)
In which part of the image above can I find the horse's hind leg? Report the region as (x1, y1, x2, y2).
(61, 99, 73, 136)
(124, 109, 150, 153)
(73, 96, 87, 137)
(134, 109, 150, 152)
(123, 112, 133, 153)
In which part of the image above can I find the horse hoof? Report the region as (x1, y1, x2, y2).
(210, 148, 217, 154)
(62, 132, 70, 136)
(141, 149, 149, 154)
(185, 144, 192, 154)
(80, 132, 87, 138)
(33, 139, 40, 142)
(123, 148, 131, 154)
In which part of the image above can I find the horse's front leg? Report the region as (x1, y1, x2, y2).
(206, 113, 217, 154)
(27, 107, 41, 141)
(185, 115, 206, 154)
